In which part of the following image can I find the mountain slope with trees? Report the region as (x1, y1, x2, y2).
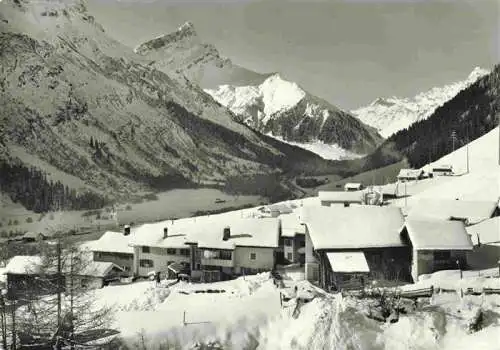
(361, 64, 500, 171)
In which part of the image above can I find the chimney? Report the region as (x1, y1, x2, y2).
(163, 227, 168, 239)
(123, 225, 131, 236)
(222, 227, 231, 241)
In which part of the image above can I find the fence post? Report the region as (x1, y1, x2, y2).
(183, 311, 186, 326)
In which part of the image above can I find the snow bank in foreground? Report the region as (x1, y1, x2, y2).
(91, 269, 500, 349)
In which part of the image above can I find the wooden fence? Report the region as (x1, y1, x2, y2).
(345, 285, 500, 299)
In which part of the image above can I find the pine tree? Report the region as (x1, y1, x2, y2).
(89, 136, 94, 149)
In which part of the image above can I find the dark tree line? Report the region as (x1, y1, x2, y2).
(364, 65, 500, 170)
(0, 160, 108, 213)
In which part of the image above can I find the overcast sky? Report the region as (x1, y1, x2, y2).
(87, 0, 499, 110)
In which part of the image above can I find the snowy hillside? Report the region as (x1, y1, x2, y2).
(387, 127, 499, 208)
(353, 67, 490, 138)
(205, 74, 382, 159)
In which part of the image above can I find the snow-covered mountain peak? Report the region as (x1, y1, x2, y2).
(259, 74, 306, 115)
(468, 66, 489, 81)
(353, 67, 490, 138)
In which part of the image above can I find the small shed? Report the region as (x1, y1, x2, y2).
(325, 252, 370, 291)
(432, 165, 453, 176)
(401, 219, 473, 281)
(317, 191, 364, 207)
(397, 169, 424, 182)
(70, 261, 125, 289)
(465, 217, 500, 269)
(344, 183, 364, 192)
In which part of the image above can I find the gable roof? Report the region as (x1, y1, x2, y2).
(87, 231, 134, 254)
(397, 169, 423, 179)
(404, 219, 473, 251)
(407, 199, 498, 225)
(466, 217, 500, 245)
(317, 191, 363, 204)
(129, 212, 280, 249)
(78, 261, 124, 278)
(344, 183, 363, 189)
(301, 206, 405, 250)
(326, 252, 370, 273)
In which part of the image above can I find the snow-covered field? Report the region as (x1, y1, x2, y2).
(267, 134, 364, 160)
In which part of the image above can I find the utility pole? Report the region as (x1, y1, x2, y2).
(56, 238, 62, 350)
(451, 130, 457, 153)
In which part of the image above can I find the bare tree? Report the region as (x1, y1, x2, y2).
(16, 239, 116, 348)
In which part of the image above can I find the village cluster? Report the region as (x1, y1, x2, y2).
(2, 163, 499, 297)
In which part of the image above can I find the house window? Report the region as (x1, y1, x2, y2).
(287, 252, 293, 261)
(284, 239, 292, 247)
(250, 253, 257, 260)
(142, 246, 150, 253)
(166, 248, 176, 255)
(139, 259, 154, 268)
(299, 241, 305, 248)
(219, 250, 232, 260)
(179, 249, 190, 257)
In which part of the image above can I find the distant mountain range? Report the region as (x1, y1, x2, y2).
(135, 22, 383, 160)
(352, 67, 490, 138)
(361, 65, 499, 172)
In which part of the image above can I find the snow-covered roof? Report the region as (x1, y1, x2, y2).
(404, 219, 473, 251)
(130, 213, 280, 249)
(5, 256, 43, 275)
(79, 261, 124, 278)
(280, 212, 306, 238)
(344, 183, 363, 189)
(466, 217, 500, 245)
(326, 252, 370, 273)
(301, 206, 405, 250)
(87, 231, 134, 254)
(317, 191, 363, 203)
(407, 199, 498, 224)
(397, 169, 423, 179)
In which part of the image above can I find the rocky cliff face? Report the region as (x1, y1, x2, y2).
(0, 0, 344, 203)
(134, 21, 271, 88)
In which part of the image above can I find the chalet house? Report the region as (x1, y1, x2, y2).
(344, 183, 364, 192)
(432, 165, 453, 176)
(407, 199, 499, 226)
(86, 231, 134, 273)
(129, 214, 280, 282)
(318, 191, 364, 207)
(301, 206, 411, 291)
(278, 212, 306, 265)
(129, 222, 192, 279)
(465, 217, 500, 269)
(400, 219, 473, 281)
(3, 256, 58, 299)
(397, 169, 424, 182)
